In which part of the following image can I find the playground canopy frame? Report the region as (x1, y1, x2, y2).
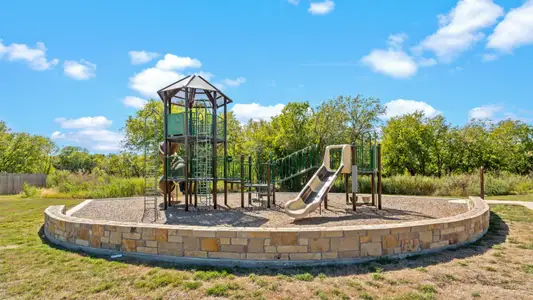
(158, 75, 233, 211)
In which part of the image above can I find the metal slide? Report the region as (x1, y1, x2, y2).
(284, 144, 351, 219)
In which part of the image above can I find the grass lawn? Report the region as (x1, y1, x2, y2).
(1, 198, 533, 299)
(485, 194, 533, 202)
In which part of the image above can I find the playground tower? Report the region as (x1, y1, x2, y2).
(157, 75, 232, 211)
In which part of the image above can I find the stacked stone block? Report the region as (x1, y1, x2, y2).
(44, 197, 490, 262)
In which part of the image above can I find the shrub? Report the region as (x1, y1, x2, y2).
(21, 182, 39, 198)
(294, 272, 314, 281)
(205, 283, 241, 296)
(513, 181, 533, 195)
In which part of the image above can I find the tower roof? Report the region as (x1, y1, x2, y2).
(157, 75, 232, 108)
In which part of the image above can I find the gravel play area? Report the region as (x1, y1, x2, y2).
(71, 193, 469, 228)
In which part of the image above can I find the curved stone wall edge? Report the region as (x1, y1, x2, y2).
(43, 197, 490, 265)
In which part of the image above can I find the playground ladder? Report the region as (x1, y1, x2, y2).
(194, 110, 212, 207)
(143, 113, 159, 221)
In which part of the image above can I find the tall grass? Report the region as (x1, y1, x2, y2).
(328, 172, 533, 196)
(31, 169, 533, 199)
(43, 169, 144, 199)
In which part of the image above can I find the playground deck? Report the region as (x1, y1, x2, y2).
(72, 193, 468, 228)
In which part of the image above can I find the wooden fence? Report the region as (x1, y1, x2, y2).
(0, 173, 47, 195)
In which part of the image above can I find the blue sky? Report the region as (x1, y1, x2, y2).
(1, 0, 532, 152)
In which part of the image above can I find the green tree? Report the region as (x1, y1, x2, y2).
(54, 146, 95, 173)
(382, 112, 433, 176)
(225, 112, 244, 157)
(0, 127, 56, 174)
(123, 99, 164, 152)
(0, 121, 7, 134)
(458, 120, 492, 173)
(426, 115, 450, 177)
(310, 98, 348, 149)
(488, 120, 533, 174)
(338, 95, 385, 144)
(270, 102, 313, 156)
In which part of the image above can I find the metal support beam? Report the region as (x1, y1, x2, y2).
(352, 144, 357, 211)
(223, 100, 228, 206)
(212, 91, 218, 209)
(248, 156, 252, 205)
(272, 162, 276, 205)
(377, 143, 382, 210)
(480, 166, 485, 200)
(184, 89, 189, 211)
(163, 92, 168, 210)
(371, 173, 375, 206)
(267, 162, 271, 208)
(240, 155, 244, 208)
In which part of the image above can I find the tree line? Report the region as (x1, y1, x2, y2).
(1, 95, 532, 177)
(123, 96, 532, 177)
(0, 121, 143, 176)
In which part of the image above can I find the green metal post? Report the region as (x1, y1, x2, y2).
(248, 156, 252, 205)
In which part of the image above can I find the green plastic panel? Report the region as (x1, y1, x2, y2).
(167, 113, 185, 136)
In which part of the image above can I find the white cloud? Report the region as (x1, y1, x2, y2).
(361, 33, 420, 78)
(51, 117, 122, 152)
(195, 71, 214, 81)
(64, 59, 96, 80)
(214, 83, 225, 90)
(482, 53, 498, 61)
(155, 54, 201, 70)
(0, 40, 59, 70)
(231, 103, 285, 123)
(222, 77, 246, 87)
(384, 99, 440, 119)
(418, 57, 438, 67)
(129, 50, 159, 64)
(388, 33, 408, 48)
(502, 112, 532, 123)
(129, 54, 203, 97)
(51, 131, 65, 139)
(361, 49, 418, 79)
(308, 0, 335, 15)
(128, 54, 240, 99)
(123, 96, 147, 109)
(55, 116, 112, 129)
(487, 0, 533, 52)
(51, 129, 123, 152)
(288, 0, 299, 5)
(129, 67, 184, 97)
(416, 0, 503, 61)
(469, 104, 503, 119)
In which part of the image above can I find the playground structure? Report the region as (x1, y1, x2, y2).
(143, 75, 383, 219)
(44, 75, 492, 266)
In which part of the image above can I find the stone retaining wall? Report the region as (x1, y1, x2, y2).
(44, 197, 490, 265)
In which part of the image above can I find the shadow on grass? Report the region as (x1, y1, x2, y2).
(38, 211, 508, 278)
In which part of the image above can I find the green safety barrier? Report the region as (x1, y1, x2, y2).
(163, 144, 377, 182)
(166, 112, 225, 139)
